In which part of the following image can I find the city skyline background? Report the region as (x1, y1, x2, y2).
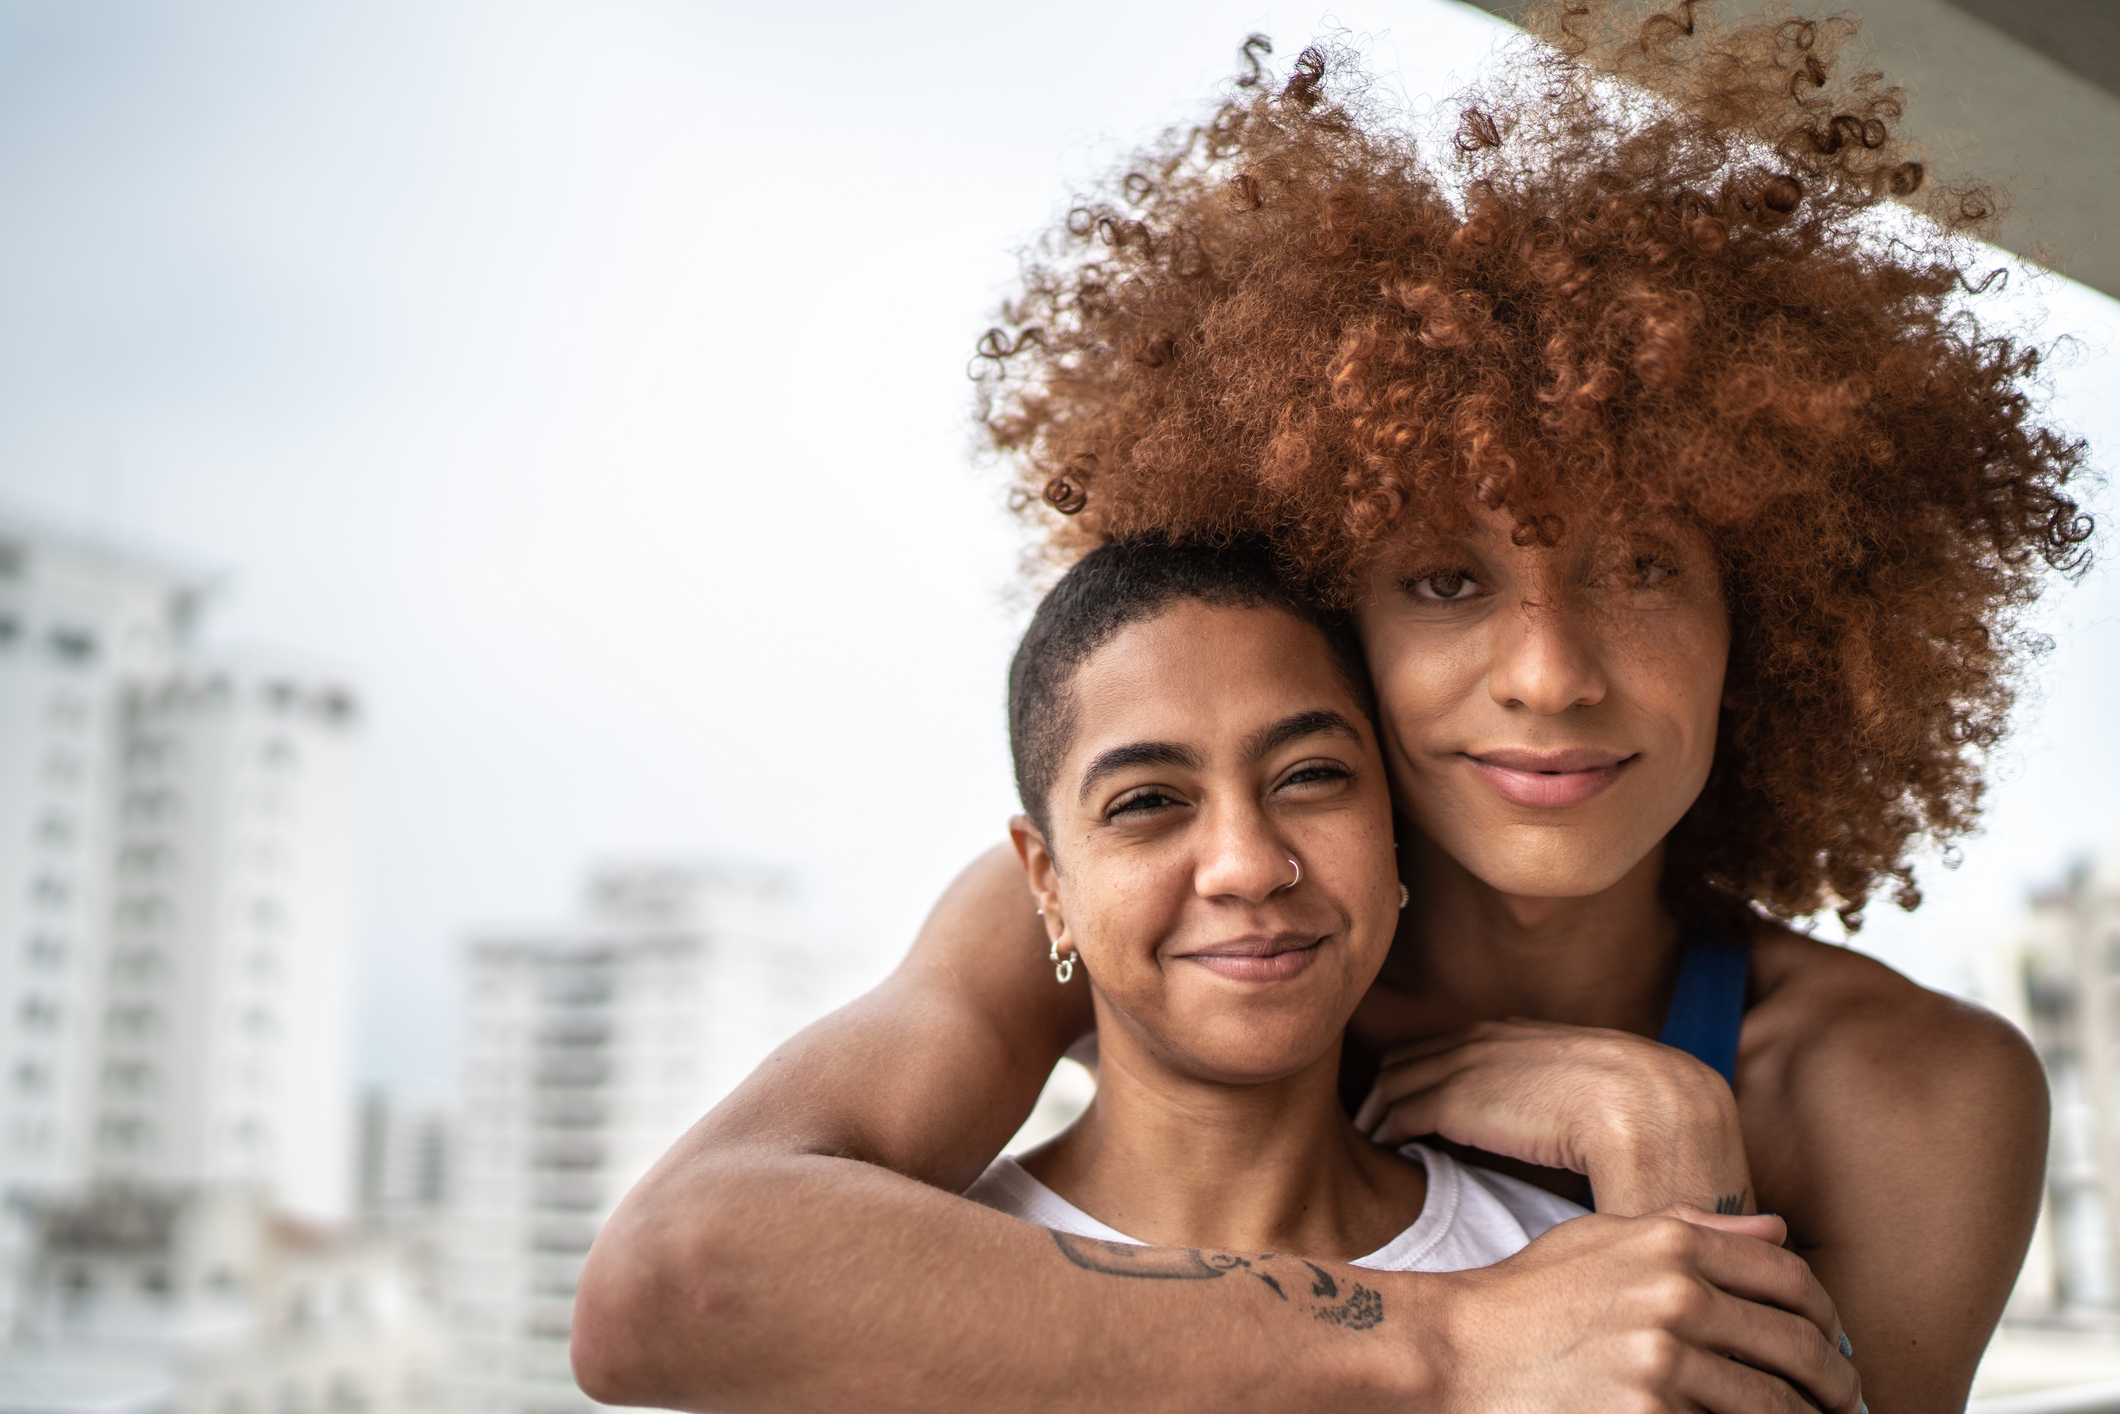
(0, 0, 2115, 1093)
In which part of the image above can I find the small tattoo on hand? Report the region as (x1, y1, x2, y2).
(1714, 1189, 1749, 1215)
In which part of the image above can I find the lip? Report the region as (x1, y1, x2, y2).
(1465, 747, 1634, 809)
(1172, 933, 1323, 983)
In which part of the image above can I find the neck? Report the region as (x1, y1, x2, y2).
(1022, 1001, 1423, 1261)
(1395, 832, 1682, 1037)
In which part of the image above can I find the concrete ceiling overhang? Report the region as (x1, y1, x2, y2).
(1460, 0, 2120, 299)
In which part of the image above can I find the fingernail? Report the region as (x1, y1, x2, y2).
(1839, 1332, 1854, 1358)
(1859, 1403, 1868, 1414)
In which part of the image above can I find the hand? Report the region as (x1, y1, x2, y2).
(1427, 1208, 1861, 1413)
(1354, 1018, 1753, 1215)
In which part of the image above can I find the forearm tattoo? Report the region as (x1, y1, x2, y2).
(1048, 1231, 1384, 1331)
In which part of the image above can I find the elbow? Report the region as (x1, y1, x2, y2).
(572, 1195, 750, 1410)
(571, 1222, 665, 1408)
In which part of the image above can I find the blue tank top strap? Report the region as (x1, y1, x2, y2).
(1657, 924, 1751, 1086)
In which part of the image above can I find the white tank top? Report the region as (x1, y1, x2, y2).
(964, 1142, 1586, 1272)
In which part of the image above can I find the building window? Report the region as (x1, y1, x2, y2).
(41, 751, 81, 789)
(123, 789, 179, 826)
(98, 1114, 151, 1150)
(18, 995, 60, 1032)
(46, 626, 97, 666)
(31, 875, 70, 911)
(103, 1059, 156, 1094)
(0, 615, 18, 647)
(107, 1003, 160, 1038)
(25, 934, 66, 970)
(37, 813, 74, 848)
(115, 948, 166, 983)
(117, 896, 174, 933)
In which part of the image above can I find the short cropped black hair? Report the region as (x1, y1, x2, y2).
(1008, 538, 1376, 839)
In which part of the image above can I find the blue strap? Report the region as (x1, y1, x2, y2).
(1657, 926, 1751, 1086)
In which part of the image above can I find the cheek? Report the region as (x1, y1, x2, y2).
(1616, 605, 1728, 770)
(1064, 850, 1183, 974)
(1367, 630, 1484, 763)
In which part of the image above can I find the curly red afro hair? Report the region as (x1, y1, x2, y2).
(975, 4, 2093, 928)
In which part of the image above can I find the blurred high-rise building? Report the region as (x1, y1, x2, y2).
(449, 863, 823, 1414)
(1983, 854, 2120, 1317)
(97, 660, 361, 1223)
(0, 517, 360, 1221)
(0, 524, 197, 1194)
(0, 516, 405, 1414)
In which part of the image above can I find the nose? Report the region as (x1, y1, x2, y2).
(1193, 798, 1295, 904)
(1488, 592, 1608, 714)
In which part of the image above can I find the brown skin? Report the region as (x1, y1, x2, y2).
(1341, 511, 2048, 1409)
(575, 843, 1856, 1413)
(1008, 602, 1428, 1260)
(575, 516, 2035, 1412)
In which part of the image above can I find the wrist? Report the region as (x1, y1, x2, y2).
(1299, 1267, 1449, 1411)
(1578, 1059, 1751, 1215)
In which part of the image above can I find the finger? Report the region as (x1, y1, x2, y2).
(1676, 1339, 1853, 1414)
(1354, 1053, 1476, 1132)
(1363, 1089, 1450, 1147)
(1372, 1027, 1485, 1070)
(1676, 1223, 1848, 1358)
(1691, 1288, 1860, 1414)
(1661, 1206, 1789, 1248)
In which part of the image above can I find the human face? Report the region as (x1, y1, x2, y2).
(1355, 509, 1729, 901)
(1012, 603, 1399, 1086)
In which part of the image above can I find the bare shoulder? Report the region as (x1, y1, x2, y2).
(1744, 922, 2042, 1110)
(1739, 922, 2048, 1236)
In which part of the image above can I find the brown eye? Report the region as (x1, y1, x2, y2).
(1634, 556, 1677, 589)
(1404, 570, 1484, 603)
(1107, 788, 1183, 820)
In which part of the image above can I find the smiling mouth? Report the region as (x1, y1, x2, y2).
(1175, 936, 1324, 983)
(1465, 748, 1635, 809)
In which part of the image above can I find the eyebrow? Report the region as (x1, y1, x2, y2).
(1074, 710, 1363, 804)
(1245, 709, 1364, 761)
(1077, 742, 1202, 803)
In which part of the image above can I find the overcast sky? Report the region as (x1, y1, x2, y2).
(1, 0, 2113, 1090)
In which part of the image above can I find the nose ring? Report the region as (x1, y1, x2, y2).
(1276, 857, 1301, 893)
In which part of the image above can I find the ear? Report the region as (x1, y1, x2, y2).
(1009, 814, 1068, 947)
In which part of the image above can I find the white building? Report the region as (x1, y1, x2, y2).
(97, 662, 361, 1224)
(1983, 854, 2120, 1318)
(0, 1182, 440, 1414)
(0, 518, 360, 1224)
(449, 864, 822, 1414)
(0, 518, 371, 1413)
(0, 525, 196, 1193)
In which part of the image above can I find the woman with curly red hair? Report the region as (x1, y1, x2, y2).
(575, 6, 2089, 1411)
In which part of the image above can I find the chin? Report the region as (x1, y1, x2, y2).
(1448, 829, 1651, 901)
(1184, 1028, 1340, 1085)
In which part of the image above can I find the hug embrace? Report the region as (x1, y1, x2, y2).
(572, 2, 2093, 1410)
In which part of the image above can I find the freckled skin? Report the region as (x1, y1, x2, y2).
(1007, 603, 1428, 1263)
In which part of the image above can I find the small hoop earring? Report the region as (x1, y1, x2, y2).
(1050, 939, 1076, 984)
(1399, 882, 1410, 910)
(1275, 857, 1301, 893)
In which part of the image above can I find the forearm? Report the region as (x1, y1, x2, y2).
(577, 1143, 1430, 1413)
